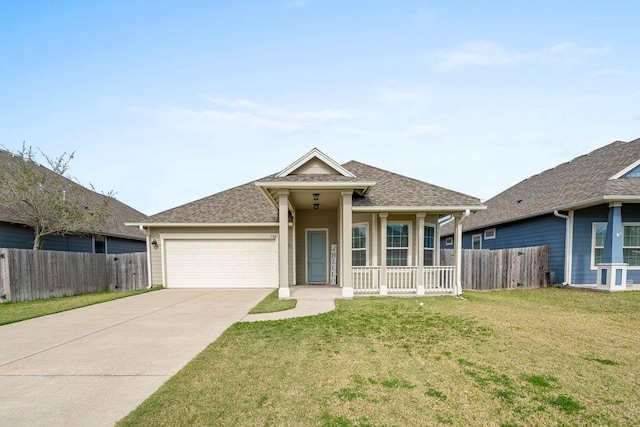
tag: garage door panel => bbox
[165,238,277,288]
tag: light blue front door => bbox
[307,230,327,283]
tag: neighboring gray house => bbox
[0,151,147,254]
[128,148,485,297]
[442,138,640,291]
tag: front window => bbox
[624,225,640,266]
[592,223,606,266]
[352,224,367,266]
[592,223,640,267]
[387,223,410,266]
[472,234,482,249]
[424,225,435,266]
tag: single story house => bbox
[128,148,485,297]
[442,138,640,291]
[0,150,147,253]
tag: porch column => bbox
[379,212,388,295]
[278,190,290,298]
[453,213,464,296]
[341,190,354,298]
[416,213,426,295]
[597,202,627,291]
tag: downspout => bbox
[553,210,573,285]
[455,209,471,297]
[139,225,153,289]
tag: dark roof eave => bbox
[444,194,640,236]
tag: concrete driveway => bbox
[0,288,270,426]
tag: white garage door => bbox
[165,238,278,288]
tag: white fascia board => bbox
[609,158,640,180]
[255,181,376,189]
[256,185,279,210]
[125,222,281,227]
[275,148,357,178]
[351,205,487,213]
[553,195,640,212]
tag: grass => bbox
[118,288,640,426]
[0,288,159,326]
[248,289,297,314]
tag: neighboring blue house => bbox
[442,138,640,291]
[0,152,147,254]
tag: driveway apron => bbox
[0,288,270,426]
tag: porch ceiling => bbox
[289,189,341,210]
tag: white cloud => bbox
[402,124,446,137]
[128,98,371,134]
[431,40,611,71]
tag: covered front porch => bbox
[253,148,484,298]
[258,183,471,298]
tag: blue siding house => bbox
[442,138,640,291]
[0,151,147,254]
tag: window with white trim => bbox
[592,222,640,268]
[387,223,410,266]
[624,224,640,266]
[352,224,367,266]
[592,223,606,267]
[445,237,453,246]
[472,234,482,249]
[484,228,496,240]
[424,224,435,266]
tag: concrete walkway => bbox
[0,288,270,427]
[242,285,340,322]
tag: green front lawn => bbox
[248,289,297,314]
[0,288,159,326]
[119,289,640,426]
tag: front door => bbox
[307,230,327,283]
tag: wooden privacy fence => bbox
[0,248,148,302]
[441,246,548,290]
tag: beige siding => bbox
[295,209,338,283]
[148,226,279,287]
[291,158,337,175]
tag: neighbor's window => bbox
[592,223,607,266]
[352,224,367,266]
[592,222,640,267]
[445,237,453,246]
[472,234,482,249]
[484,228,496,240]
[387,223,410,266]
[624,224,640,266]
[424,224,435,266]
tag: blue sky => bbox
[1,1,639,215]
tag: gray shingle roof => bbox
[344,161,482,207]
[143,157,483,224]
[145,182,279,223]
[0,151,147,240]
[449,138,640,233]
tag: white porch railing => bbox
[424,266,455,293]
[352,266,381,294]
[387,267,418,294]
[352,266,456,295]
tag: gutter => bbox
[454,209,471,297]
[139,225,153,289]
[553,210,574,285]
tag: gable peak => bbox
[275,148,356,178]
